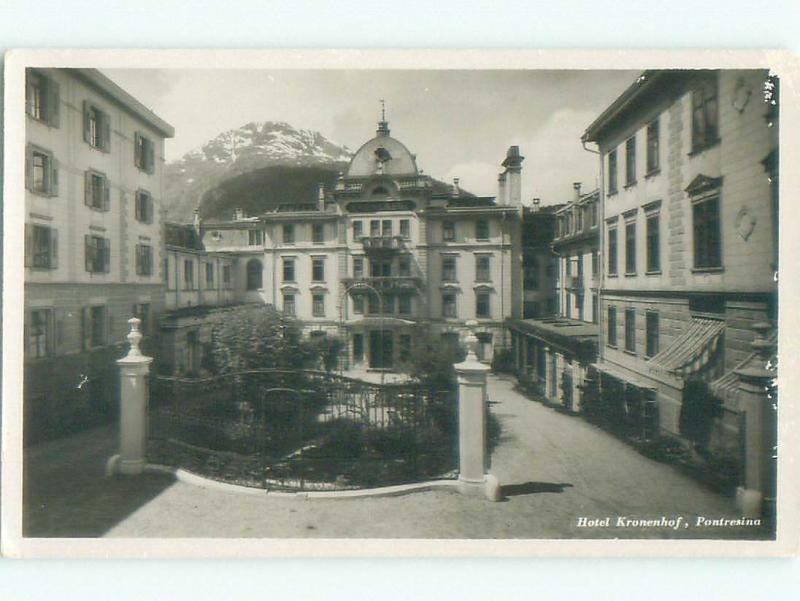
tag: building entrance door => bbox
[369,329,394,369]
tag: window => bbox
[353,295,364,314]
[85,235,110,273]
[353,256,364,279]
[646,213,661,272]
[26,146,58,196]
[282,224,295,244]
[398,295,412,315]
[625,135,636,186]
[693,195,722,269]
[312,294,325,317]
[608,149,618,195]
[383,295,395,314]
[83,101,110,152]
[381,220,392,236]
[135,244,153,276]
[399,219,410,238]
[312,223,324,244]
[25,224,58,269]
[371,260,391,277]
[442,256,457,282]
[132,303,151,336]
[183,259,194,289]
[398,256,411,277]
[607,227,618,276]
[476,292,491,318]
[691,76,719,152]
[607,307,617,347]
[625,221,636,275]
[592,294,598,324]
[28,309,53,358]
[84,171,110,211]
[646,119,660,174]
[223,264,231,287]
[164,258,170,287]
[591,251,599,277]
[135,190,154,224]
[624,308,636,353]
[646,312,659,358]
[26,70,59,127]
[352,220,363,239]
[283,294,296,316]
[443,220,455,241]
[82,305,108,349]
[442,293,457,318]
[370,219,380,236]
[282,258,295,282]
[205,262,214,286]
[399,334,412,362]
[524,256,539,289]
[353,334,364,361]
[246,259,262,290]
[475,219,489,240]
[475,255,491,282]
[590,203,598,227]
[248,229,264,246]
[134,132,155,173]
[312,258,325,282]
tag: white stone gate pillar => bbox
[106,317,153,476]
[454,321,501,501]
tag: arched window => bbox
[246,259,262,290]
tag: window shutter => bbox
[50,228,59,269]
[134,132,142,167]
[103,238,111,273]
[84,235,92,272]
[54,309,66,354]
[147,139,155,173]
[82,100,91,143]
[102,178,110,212]
[47,79,60,128]
[102,113,111,152]
[135,244,141,275]
[24,223,33,267]
[134,191,141,221]
[82,306,91,350]
[148,195,154,224]
[25,145,33,191]
[84,171,92,206]
[50,157,59,197]
[106,306,114,345]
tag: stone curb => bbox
[145,463,459,499]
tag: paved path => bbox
[24,375,769,539]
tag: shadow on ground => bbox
[24,425,176,537]
[501,481,573,498]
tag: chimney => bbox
[573,182,582,201]
[451,177,460,197]
[497,172,507,205]
[192,208,201,235]
[318,182,326,211]
[233,208,245,221]
[502,146,524,207]
[532,198,541,212]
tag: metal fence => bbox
[147,369,458,491]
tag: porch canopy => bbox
[648,318,725,379]
[592,361,657,390]
[709,330,777,407]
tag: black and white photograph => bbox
[1,50,795,558]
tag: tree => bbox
[401,326,465,391]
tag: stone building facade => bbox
[201,117,523,370]
[510,186,599,412]
[582,69,778,451]
[23,68,174,442]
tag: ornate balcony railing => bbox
[360,235,404,254]
[342,275,423,292]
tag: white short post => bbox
[454,320,501,501]
[106,317,153,477]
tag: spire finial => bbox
[376,99,390,136]
[380,98,386,122]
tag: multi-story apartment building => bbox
[24,68,174,441]
[582,69,778,453]
[520,200,559,319]
[202,117,523,369]
[510,185,600,412]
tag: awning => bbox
[709,330,777,407]
[592,362,657,390]
[648,318,725,378]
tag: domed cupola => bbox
[345,103,419,178]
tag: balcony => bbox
[359,235,404,255]
[566,275,583,290]
[341,275,423,293]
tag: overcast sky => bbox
[104,69,637,206]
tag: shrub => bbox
[491,347,515,374]
[401,327,465,391]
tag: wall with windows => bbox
[163,248,237,310]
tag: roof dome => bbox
[345,120,419,178]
